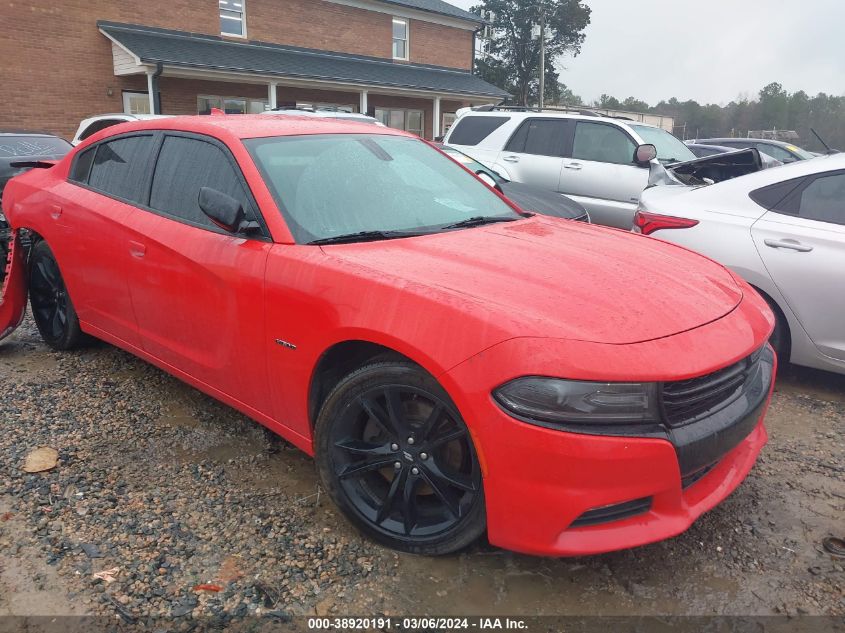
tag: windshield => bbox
[246,134,521,243]
[783,144,815,160]
[0,135,71,158]
[630,125,696,164]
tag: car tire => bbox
[28,240,86,350]
[315,361,486,555]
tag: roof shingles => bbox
[375,0,483,23]
[100,22,507,99]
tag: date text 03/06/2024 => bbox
[307,617,528,630]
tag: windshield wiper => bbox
[440,216,521,230]
[307,230,429,245]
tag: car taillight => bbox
[633,210,699,236]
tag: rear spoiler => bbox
[9,159,59,170]
[648,148,763,188]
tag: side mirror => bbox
[634,144,658,166]
[198,187,260,234]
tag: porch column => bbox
[360,90,368,115]
[146,70,156,114]
[433,96,441,139]
[268,82,277,110]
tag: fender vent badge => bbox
[274,339,297,350]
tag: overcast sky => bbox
[448,0,845,105]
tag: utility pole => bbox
[538,6,545,109]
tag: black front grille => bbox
[662,348,764,427]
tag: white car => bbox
[636,154,845,375]
[72,114,173,145]
[442,106,696,229]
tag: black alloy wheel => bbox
[316,361,485,555]
[28,240,85,350]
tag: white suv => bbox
[443,107,696,228]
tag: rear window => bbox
[0,136,71,158]
[69,147,96,183]
[447,116,509,146]
[749,178,805,210]
[88,135,154,203]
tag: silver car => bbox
[443,107,696,229]
[636,154,845,375]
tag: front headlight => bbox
[493,377,659,426]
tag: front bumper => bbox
[441,291,775,556]
[479,410,767,557]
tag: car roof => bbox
[455,109,662,130]
[80,114,412,146]
[82,113,172,120]
[698,137,796,148]
[687,143,735,151]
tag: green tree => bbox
[553,82,583,106]
[758,82,789,130]
[596,94,620,109]
[471,0,591,105]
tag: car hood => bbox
[499,181,588,220]
[322,216,742,345]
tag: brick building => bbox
[2,0,508,140]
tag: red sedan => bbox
[0,116,775,556]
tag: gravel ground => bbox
[1,316,843,627]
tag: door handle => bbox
[502,155,520,163]
[564,163,583,170]
[764,238,813,253]
[128,241,146,258]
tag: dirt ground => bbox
[0,318,843,628]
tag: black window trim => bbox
[570,119,639,164]
[66,130,272,242]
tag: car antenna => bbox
[810,128,835,154]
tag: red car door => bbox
[120,133,274,416]
[42,135,158,348]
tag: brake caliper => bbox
[0,229,28,342]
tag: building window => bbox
[295,102,357,113]
[442,112,457,136]
[123,91,150,115]
[220,0,246,37]
[198,95,267,115]
[392,17,408,60]
[375,108,424,137]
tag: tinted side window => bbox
[447,116,510,146]
[69,147,96,183]
[150,136,251,229]
[88,136,154,202]
[79,119,125,141]
[749,178,805,210]
[505,119,569,157]
[796,174,845,225]
[572,122,635,165]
